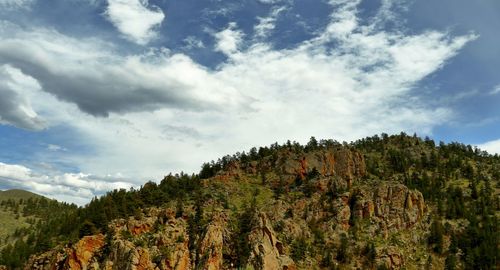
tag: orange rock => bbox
[130,223,152,236]
[64,234,105,270]
[136,248,155,270]
[248,213,296,270]
[198,212,226,270]
[363,201,375,218]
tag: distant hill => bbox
[0,189,44,201]
[0,189,76,258]
[0,189,45,249]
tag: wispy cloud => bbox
[183,36,205,50]
[254,6,287,39]
[0,0,34,9]
[47,144,67,152]
[489,84,500,95]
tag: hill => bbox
[0,190,45,249]
[0,191,77,267]
[0,190,43,201]
[1,133,498,270]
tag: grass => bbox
[0,189,44,248]
[0,189,43,201]
[0,207,31,248]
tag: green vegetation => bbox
[1,133,499,269]
[0,196,77,268]
[0,190,43,201]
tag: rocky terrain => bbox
[23,146,433,269]
[2,134,498,269]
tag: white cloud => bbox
[254,6,286,38]
[213,22,244,56]
[0,0,34,9]
[0,162,133,205]
[0,1,477,204]
[47,144,66,152]
[489,84,500,95]
[478,139,500,155]
[105,0,165,45]
[257,0,283,4]
[0,65,46,130]
[0,24,250,116]
[183,36,205,50]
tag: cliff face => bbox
[279,149,366,187]
[351,183,426,230]
[23,147,430,270]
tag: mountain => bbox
[1,133,498,269]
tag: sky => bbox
[0,0,499,205]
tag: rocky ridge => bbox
[23,147,429,270]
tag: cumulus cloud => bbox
[0,1,477,203]
[105,0,165,45]
[0,24,250,117]
[0,162,133,205]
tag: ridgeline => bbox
[0,133,498,269]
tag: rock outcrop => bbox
[25,234,105,270]
[248,213,296,270]
[279,149,366,187]
[331,192,352,231]
[352,183,426,230]
[376,246,404,269]
[24,248,67,270]
[65,234,105,270]
[198,212,227,270]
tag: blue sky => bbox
[0,0,499,204]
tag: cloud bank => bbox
[0,162,133,205]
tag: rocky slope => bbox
[6,134,498,269]
[22,146,435,270]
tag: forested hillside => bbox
[0,133,498,269]
[0,189,44,245]
[0,193,77,268]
